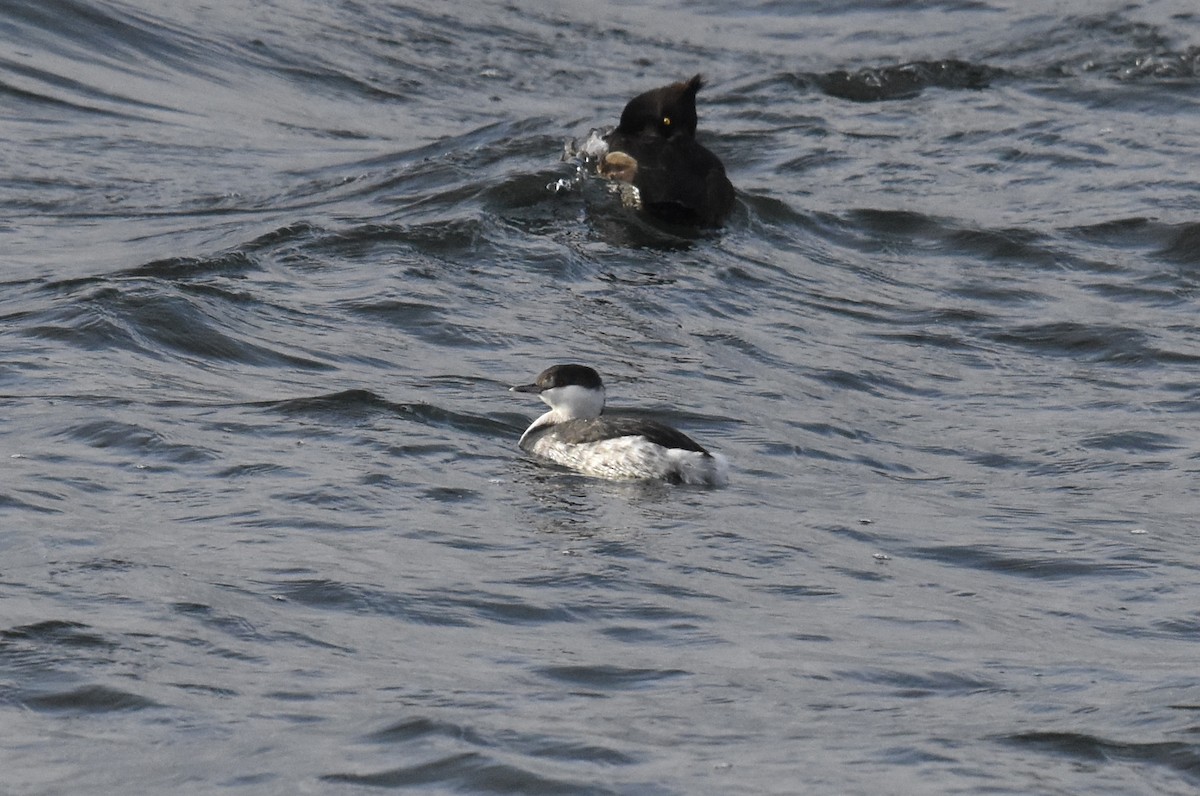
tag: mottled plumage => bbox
[511,364,728,486]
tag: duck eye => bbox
[662,116,671,126]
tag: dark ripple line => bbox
[113,251,259,282]
[23,684,159,713]
[1,619,113,649]
[241,41,409,105]
[271,578,475,628]
[367,716,488,746]
[1002,731,1200,784]
[366,717,640,766]
[54,419,217,463]
[1,0,222,117]
[1157,222,1200,264]
[0,50,175,117]
[535,664,688,690]
[25,279,332,369]
[813,59,1003,102]
[1080,430,1181,454]
[321,751,611,794]
[0,73,149,121]
[839,667,1000,697]
[256,389,514,439]
[985,321,1200,366]
[907,544,1148,579]
[0,491,62,514]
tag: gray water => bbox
[2,0,1200,793]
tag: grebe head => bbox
[511,364,606,421]
[615,74,703,140]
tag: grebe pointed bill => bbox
[510,364,729,487]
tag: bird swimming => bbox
[600,74,735,227]
[510,364,729,486]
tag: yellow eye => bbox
[662,116,671,126]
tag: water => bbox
[2,0,1199,793]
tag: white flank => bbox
[529,435,729,487]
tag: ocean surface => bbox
[2,0,1199,793]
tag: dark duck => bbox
[600,74,735,227]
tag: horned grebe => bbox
[601,74,735,227]
[510,364,729,486]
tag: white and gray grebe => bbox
[510,364,729,486]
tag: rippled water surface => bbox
[3,0,1200,793]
